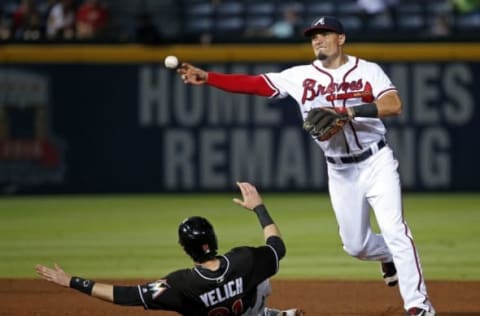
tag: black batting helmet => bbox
[178,216,218,263]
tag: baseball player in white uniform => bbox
[178,16,435,316]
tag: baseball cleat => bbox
[279,309,305,316]
[406,307,435,316]
[264,308,304,316]
[381,261,398,287]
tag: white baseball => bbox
[164,55,179,69]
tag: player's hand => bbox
[177,62,208,85]
[35,263,71,287]
[233,182,263,210]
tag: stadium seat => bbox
[426,0,452,15]
[246,2,276,15]
[215,16,244,33]
[397,2,423,14]
[305,1,335,16]
[186,2,214,16]
[337,15,363,33]
[245,15,273,29]
[216,2,244,15]
[337,0,363,15]
[366,13,394,32]
[185,17,213,34]
[397,14,425,31]
[277,1,305,17]
[455,12,480,31]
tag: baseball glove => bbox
[303,107,350,141]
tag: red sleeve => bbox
[206,72,277,97]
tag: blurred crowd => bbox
[0,0,109,41]
[0,0,479,43]
[188,0,480,44]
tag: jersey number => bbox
[208,299,243,316]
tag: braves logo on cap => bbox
[314,17,325,26]
[304,16,345,36]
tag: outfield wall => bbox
[0,44,479,193]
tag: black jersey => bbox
[137,245,279,316]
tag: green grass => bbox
[0,193,479,280]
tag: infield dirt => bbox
[1,279,479,315]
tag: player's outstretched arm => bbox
[233,181,264,211]
[233,182,283,243]
[177,62,276,97]
[177,62,208,85]
[36,264,114,302]
[36,264,165,308]
[35,264,71,287]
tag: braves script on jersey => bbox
[136,246,279,316]
[264,56,396,156]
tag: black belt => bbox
[326,139,386,164]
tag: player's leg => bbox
[263,308,304,316]
[242,279,271,316]
[327,163,392,261]
[247,280,304,316]
[365,147,434,313]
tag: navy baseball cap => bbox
[303,16,345,37]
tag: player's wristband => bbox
[70,276,95,295]
[351,103,378,118]
[253,204,274,228]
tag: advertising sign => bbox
[1,61,478,193]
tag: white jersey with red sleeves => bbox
[263,55,397,157]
